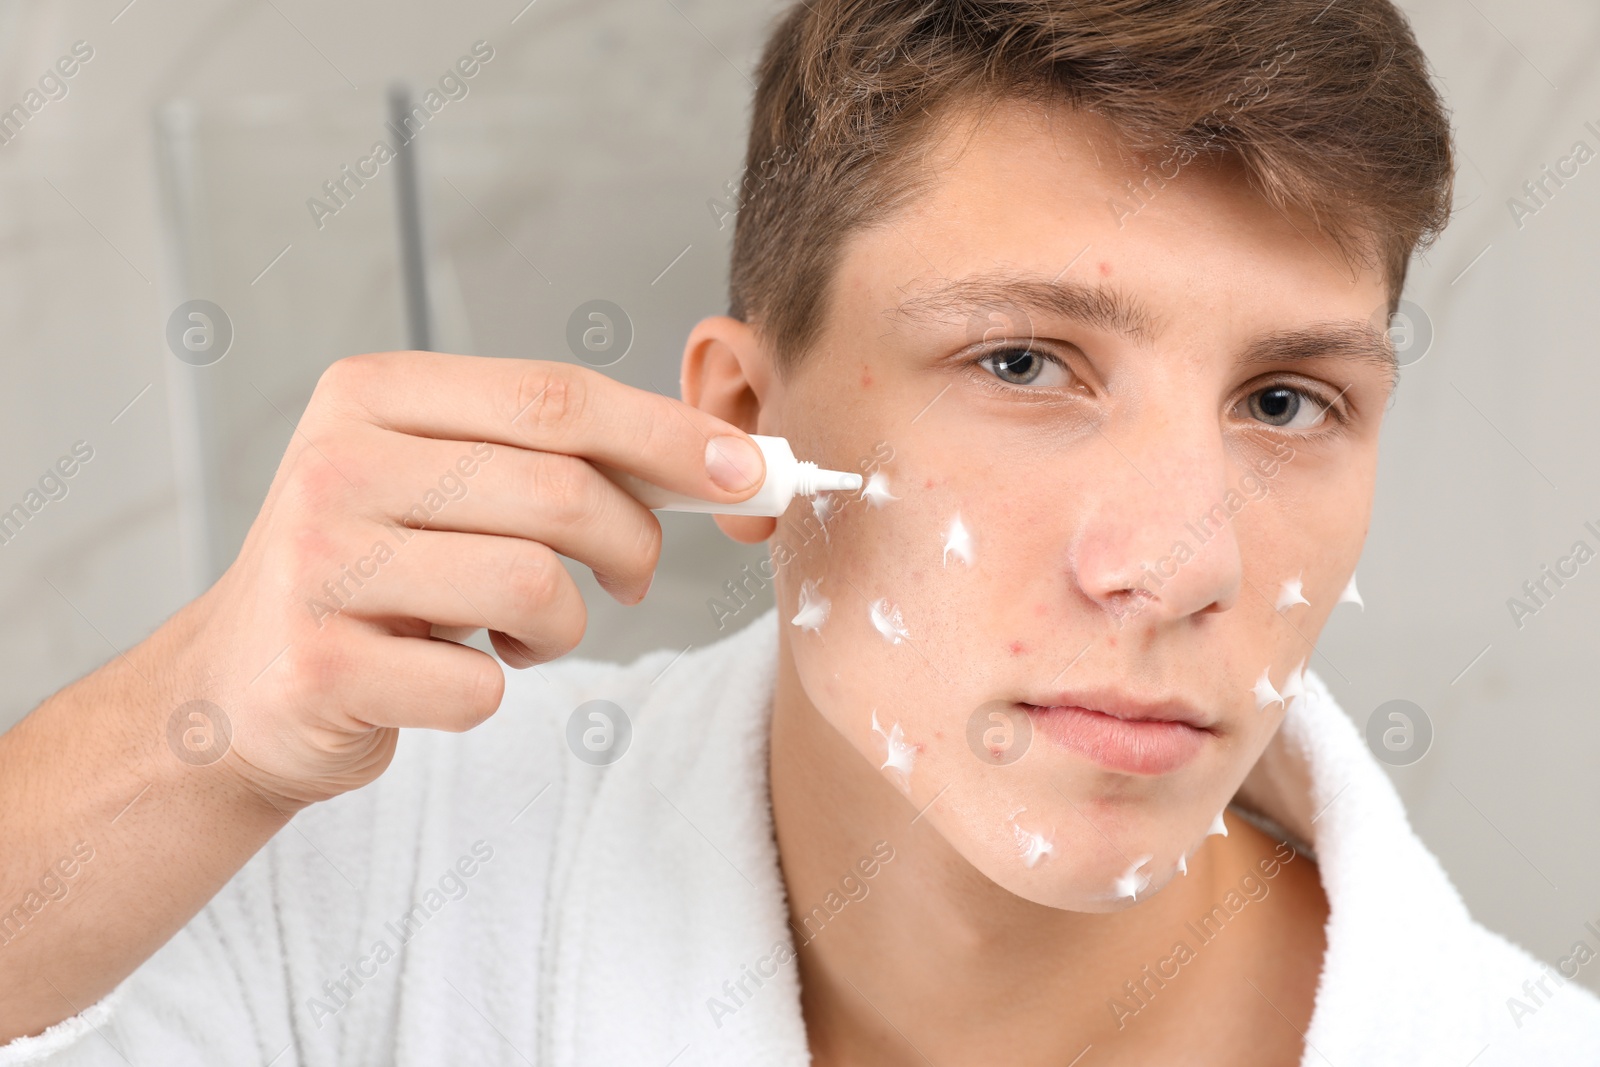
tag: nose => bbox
[1067,413,1242,627]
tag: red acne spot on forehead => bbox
[1008,640,1026,656]
[923,477,933,489]
[860,366,873,387]
[1107,634,1118,649]
[1098,261,1112,276]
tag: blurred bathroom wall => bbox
[0,0,1596,995]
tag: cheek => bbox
[1227,464,1372,729]
[780,462,946,695]
[1242,469,1369,627]
[789,452,1042,655]
[778,448,1064,779]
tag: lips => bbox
[1017,689,1217,775]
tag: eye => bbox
[1241,385,1329,430]
[976,346,1073,389]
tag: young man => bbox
[2,0,1596,1064]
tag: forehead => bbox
[829,98,1390,352]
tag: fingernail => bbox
[706,435,764,492]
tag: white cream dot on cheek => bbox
[1007,807,1054,868]
[860,470,899,508]
[1276,572,1310,612]
[791,578,831,634]
[942,512,974,567]
[1112,855,1154,901]
[1280,659,1307,706]
[1339,572,1363,609]
[1207,810,1229,839]
[811,493,838,538]
[868,598,910,644]
[1251,667,1284,711]
[870,708,918,784]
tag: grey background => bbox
[0,0,1595,993]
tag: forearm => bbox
[0,600,295,1043]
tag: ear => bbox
[680,315,779,544]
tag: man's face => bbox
[759,100,1394,912]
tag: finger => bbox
[328,626,509,732]
[350,427,663,604]
[430,626,540,672]
[318,352,766,501]
[425,620,544,671]
[321,529,588,665]
[489,628,543,668]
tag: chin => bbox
[913,763,1228,913]
[962,821,1184,912]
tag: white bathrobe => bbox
[5,606,1597,1065]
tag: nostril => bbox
[1105,587,1156,624]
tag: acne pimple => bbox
[791,578,830,634]
[861,367,873,387]
[1251,667,1284,711]
[1098,261,1112,276]
[1008,640,1026,656]
[1339,573,1364,609]
[870,708,917,782]
[942,513,974,567]
[922,477,934,489]
[1008,807,1054,868]
[1113,854,1153,901]
[861,470,900,508]
[869,598,910,644]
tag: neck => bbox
[767,627,1305,1065]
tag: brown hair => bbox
[727,0,1455,375]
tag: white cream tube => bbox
[594,434,862,517]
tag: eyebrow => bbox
[891,273,1160,345]
[890,271,1398,378]
[1238,320,1398,380]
